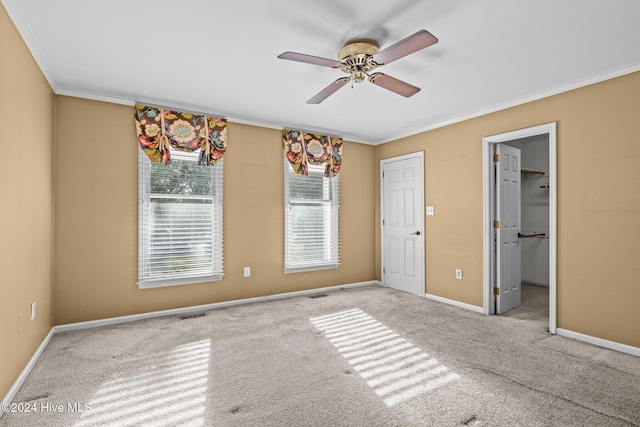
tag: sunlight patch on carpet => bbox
[74,339,210,427]
[311,309,460,407]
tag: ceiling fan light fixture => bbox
[351,70,367,83]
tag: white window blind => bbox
[284,159,340,273]
[138,149,223,288]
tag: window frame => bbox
[138,148,223,288]
[283,159,340,273]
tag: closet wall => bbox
[506,135,550,286]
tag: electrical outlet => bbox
[31,301,36,320]
[455,269,463,280]
[244,267,251,277]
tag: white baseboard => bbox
[425,293,485,314]
[556,328,640,357]
[1,327,56,417]
[55,280,381,333]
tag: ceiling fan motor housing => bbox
[338,41,380,81]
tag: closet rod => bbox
[518,232,546,238]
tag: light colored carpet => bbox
[2,285,639,426]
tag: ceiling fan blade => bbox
[307,77,349,104]
[371,30,438,65]
[278,51,342,68]
[369,73,420,98]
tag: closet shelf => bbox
[521,168,546,175]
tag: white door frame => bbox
[380,151,425,296]
[482,123,557,333]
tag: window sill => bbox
[284,263,339,274]
[138,274,223,289]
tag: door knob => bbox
[410,230,421,236]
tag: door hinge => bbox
[383,267,385,274]
[494,287,500,295]
[382,219,385,226]
[493,220,500,229]
[494,153,500,163]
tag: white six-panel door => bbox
[496,144,522,313]
[382,154,424,296]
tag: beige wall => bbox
[374,71,640,348]
[0,4,55,400]
[53,97,376,324]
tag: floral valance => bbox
[135,104,227,165]
[282,128,342,178]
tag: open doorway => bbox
[483,123,557,334]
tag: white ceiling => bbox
[4,0,640,144]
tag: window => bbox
[138,149,223,288]
[284,160,339,273]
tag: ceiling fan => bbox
[278,29,438,104]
